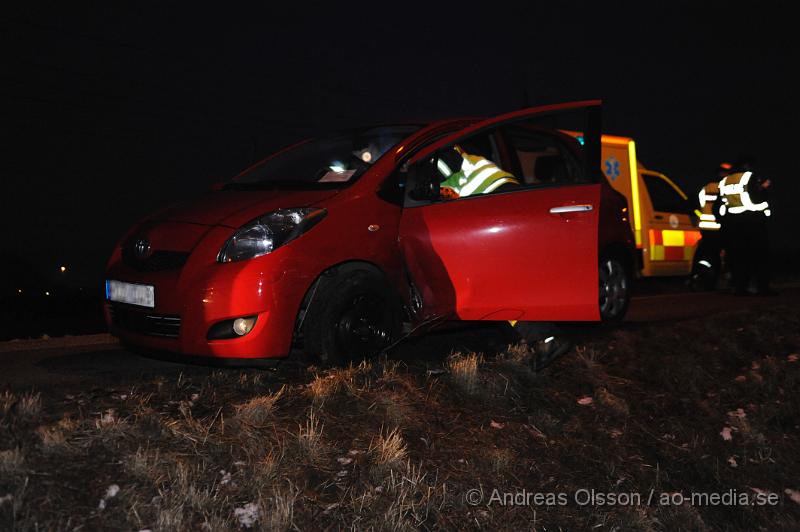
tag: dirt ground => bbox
[1,296,799,530]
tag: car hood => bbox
[150,189,340,228]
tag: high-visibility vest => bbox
[697,181,721,230]
[718,171,771,217]
[439,151,519,197]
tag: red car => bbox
[105,101,634,366]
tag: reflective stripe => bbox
[699,220,721,229]
[461,165,511,196]
[648,229,702,261]
[484,177,517,192]
[437,159,452,177]
[461,157,491,176]
[629,141,642,247]
[662,230,685,247]
[719,171,770,214]
[442,151,517,197]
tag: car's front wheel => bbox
[302,269,401,366]
[599,255,630,324]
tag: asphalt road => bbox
[2,284,798,389]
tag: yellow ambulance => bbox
[599,136,701,278]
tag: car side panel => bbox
[399,184,601,321]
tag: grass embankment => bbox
[2,306,799,530]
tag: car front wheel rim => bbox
[599,259,628,319]
[335,294,390,358]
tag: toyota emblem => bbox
[134,238,151,259]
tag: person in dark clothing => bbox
[718,161,774,295]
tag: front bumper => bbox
[104,229,312,360]
[121,340,284,368]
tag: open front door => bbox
[399,101,603,322]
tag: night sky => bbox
[2,3,798,292]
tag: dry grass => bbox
[255,447,281,480]
[487,447,515,473]
[2,304,800,530]
[369,426,407,467]
[307,362,373,404]
[259,482,299,531]
[0,448,24,475]
[446,351,483,394]
[14,391,42,422]
[296,408,325,461]
[35,424,66,447]
[234,385,285,426]
[0,390,15,418]
[370,392,413,425]
[596,387,630,416]
[125,447,165,483]
[382,461,443,529]
[307,372,343,403]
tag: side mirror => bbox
[408,161,440,202]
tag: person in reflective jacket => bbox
[717,162,774,296]
[438,145,519,199]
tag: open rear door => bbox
[399,101,603,322]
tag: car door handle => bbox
[549,204,594,214]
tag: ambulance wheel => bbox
[599,254,630,324]
[302,269,401,366]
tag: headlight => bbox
[217,208,327,263]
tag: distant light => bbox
[45,291,50,296]
[60,266,67,273]
[576,136,585,146]
[361,151,372,163]
[18,289,23,294]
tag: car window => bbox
[501,121,586,186]
[402,107,596,206]
[643,173,691,214]
[227,125,421,190]
[405,129,521,203]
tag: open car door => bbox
[398,101,603,322]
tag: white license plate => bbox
[106,280,155,308]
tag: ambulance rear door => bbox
[600,136,645,256]
[638,170,701,276]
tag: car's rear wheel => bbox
[302,269,401,366]
[599,255,630,324]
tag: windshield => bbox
[226,125,422,190]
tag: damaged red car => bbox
[104,100,634,366]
